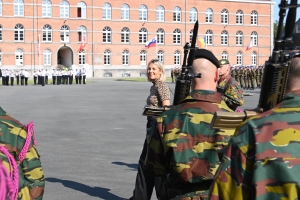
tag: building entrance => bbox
[57,46,73,69]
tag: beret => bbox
[194,49,220,68]
[219,59,230,65]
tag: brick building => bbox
[0,0,275,77]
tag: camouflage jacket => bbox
[144,90,235,200]
[209,89,300,200]
[217,75,244,111]
[0,107,45,200]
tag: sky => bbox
[273,0,300,22]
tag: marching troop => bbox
[0,68,87,86]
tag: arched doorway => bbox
[57,46,73,69]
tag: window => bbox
[60,1,69,18]
[103,3,111,19]
[79,49,85,65]
[60,25,69,42]
[251,10,258,25]
[14,24,24,42]
[122,50,129,65]
[157,28,164,44]
[103,26,111,43]
[121,27,129,43]
[42,24,52,42]
[251,31,258,46]
[173,6,181,22]
[236,10,243,24]
[174,50,180,65]
[140,50,146,65]
[158,50,164,63]
[0,0,2,16]
[14,0,24,16]
[252,51,257,65]
[173,29,181,44]
[190,30,193,43]
[139,5,147,21]
[104,49,110,65]
[42,0,52,17]
[78,26,87,42]
[0,49,2,66]
[222,51,228,60]
[206,30,213,45]
[206,8,213,23]
[237,51,242,65]
[236,31,243,46]
[0,25,2,41]
[156,6,164,22]
[44,49,51,65]
[15,48,23,66]
[77,2,86,18]
[121,4,129,20]
[139,28,147,43]
[221,30,228,45]
[190,7,197,22]
[221,9,228,24]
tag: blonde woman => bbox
[129,59,170,200]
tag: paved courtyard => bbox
[0,79,259,200]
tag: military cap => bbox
[219,59,230,65]
[194,49,220,68]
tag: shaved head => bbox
[286,56,300,92]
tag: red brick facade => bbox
[0,0,274,77]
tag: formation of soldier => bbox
[0,68,87,86]
[231,65,264,89]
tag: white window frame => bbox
[237,51,242,65]
[236,31,243,46]
[157,28,164,44]
[236,10,243,24]
[206,30,213,45]
[251,10,258,25]
[173,6,181,22]
[42,0,52,17]
[121,27,129,43]
[173,29,181,44]
[42,24,52,42]
[77,2,87,19]
[0,0,2,16]
[14,24,24,42]
[139,28,147,44]
[139,5,147,21]
[121,4,129,20]
[222,51,228,60]
[15,48,23,66]
[43,49,51,66]
[60,25,69,42]
[251,31,258,46]
[122,50,129,65]
[156,6,164,22]
[104,49,110,65]
[60,1,69,18]
[190,7,197,22]
[103,26,111,43]
[103,3,111,20]
[0,25,2,41]
[252,51,257,65]
[140,50,146,65]
[206,8,213,23]
[79,49,85,65]
[158,50,164,63]
[221,9,228,24]
[14,0,24,16]
[174,50,180,65]
[221,30,228,45]
[78,25,87,42]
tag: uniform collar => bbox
[181,90,222,104]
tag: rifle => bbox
[211,0,300,128]
[143,20,200,116]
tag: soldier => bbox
[238,66,245,89]
[33,70,38,85]
[209,53,300,200]
[217,59,244,111]
[2,69,6,85]
[57,69,61,85]
[9,70,14,86]
[24,69,29,85]
[15,70,20,85]
[45,69,49,84]
[0,104,45,199]
[40,69,45,86]
[5,69,9,86]
[144,49,235,200]
[69,68,74,84]
[250,66,256,89]
[75,69,79,84]
[82,68,87,84]
[20,69,25,85]
[52,69,56,85]
[243,67,248,89]
[234,66,239,83]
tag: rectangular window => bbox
[79,54,85,64]
[139,34,146,43]
[121,33,129,43]
[104,55,110,65]
[122,55,128,65]
[174,56,180,65]
[44,54,51,65]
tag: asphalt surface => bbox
[0,79,260,200]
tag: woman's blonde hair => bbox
[147,59,166,82]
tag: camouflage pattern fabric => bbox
[0,107,45,200]
[209,89,300,200]
[238,68,245,88]
[217,75,244,111]
[144,90,236,200]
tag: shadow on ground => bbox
[46,177,124,200]
[112,161,138,171]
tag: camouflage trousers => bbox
[238,76,245,88]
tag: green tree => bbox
[273,20,285,39]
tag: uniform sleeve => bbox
[224,79,244,107]
[21,146,45,200]
[209,139,253,200]
[157,82,171,101]
[144,118,168,177]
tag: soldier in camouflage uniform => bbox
[234,66,239,85]
[244,67,250,89]
[0,107,45,199]
[255,65,261,87]
[238,66,245,88]
[144,49,235,200]
[209,55,300,200]
[217,59,244,111]
[250,67,256,89]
